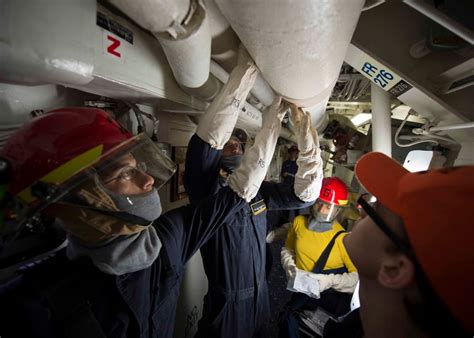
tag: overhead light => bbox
[351,113,372,126]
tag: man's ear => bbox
[377,253,415,289]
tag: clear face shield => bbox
[93,134,177,192]
[11,134,177,233]
[310,200,342,223]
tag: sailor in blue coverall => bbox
[184,50,324,338]
[0,103,288,338]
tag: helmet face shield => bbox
[1,108,177,242]
[96,134,177,192]
[11,134,176,228]
[311,200,342,222]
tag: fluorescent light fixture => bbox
[351,113,372,126]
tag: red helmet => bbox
[318,177,349,206]
[1,108,176,207]
[1,108,132,201]
[1,107,177,244]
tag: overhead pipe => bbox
[212,60,327,134]
[403,0,474,45]
[110,0,214,96]
[208,61,293,141]
[214,0,365,131]
[210,60,274,107]
[204,0,240,71]
[371,83,392,157]
[181,74,222,101]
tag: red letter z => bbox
[107,35,121,57]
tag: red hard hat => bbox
[1,107,132,200]
[318,177,349,206]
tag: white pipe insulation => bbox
[109,0,191,35]
[111,0,212,89]
[214,0,365,129]
[209,61,293,141]
[371,83,392,157]
[210,61,274,107]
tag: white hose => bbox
[395,112,439,147]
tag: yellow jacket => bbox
[285,215,356,273]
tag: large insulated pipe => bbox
[214,0,365,128]
[110,0,212,89]
[371,83,392,157]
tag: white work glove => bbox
[290,104,324,202]
[306,272,359,294]
[196,47,258,149]
[266,222,291,243]
[281,246,297,280]
[228,97,288,202]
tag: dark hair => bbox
[288,146,298,153]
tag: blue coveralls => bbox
[280,159,301,222]
[0,187,246,338]
[281,159,298,186]
[184,134,313,338]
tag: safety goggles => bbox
[357,196,413,256]
[11,134,176,230]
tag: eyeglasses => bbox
[101,162,148,184]
[357,196,413,256]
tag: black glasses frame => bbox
[357,196,413,256]
[101,162,147,185]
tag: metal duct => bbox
[111,0,212,89]
[214,0,365,127]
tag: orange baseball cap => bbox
[355,152,474,333]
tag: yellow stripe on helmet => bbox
[338,199,349,206]
[18,145,104,204]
